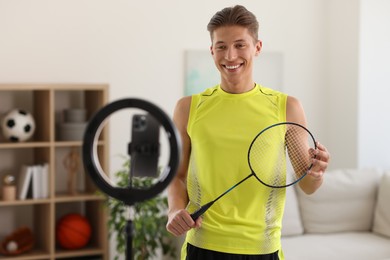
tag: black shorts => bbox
[186,243,279,260]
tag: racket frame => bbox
[247,121,317,189]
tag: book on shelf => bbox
[17,165,34,200]
[40,163,49,198]
[17,163,49,200]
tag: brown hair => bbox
[207,5,259,42]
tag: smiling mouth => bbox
[224,64,242,70]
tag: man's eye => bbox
[236,44,246,49]
[216,46,226,50]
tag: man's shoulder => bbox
[176,96,192,110]
[257,84,286,97]
[199,85,219,97]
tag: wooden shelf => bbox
[0,198,51,207]
[0,142,51,149]
[0,249,50,260]
[0,84,109,260]
[54,192,105,203]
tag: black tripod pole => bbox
[125,205,135,260]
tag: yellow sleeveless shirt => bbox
[182,84,287,258]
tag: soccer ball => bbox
[1,109,36,142]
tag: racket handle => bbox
[190,201,214,221]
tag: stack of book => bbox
[17,163,49,200]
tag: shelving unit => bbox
[0,84,109,260]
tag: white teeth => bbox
[225,64,240,69]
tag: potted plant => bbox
[105,159,177,260]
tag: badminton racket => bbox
[190,121,316,220]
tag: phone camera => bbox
[133,115,147,131]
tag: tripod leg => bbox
[125,206,135,260]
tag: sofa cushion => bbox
[373,172,390,238]
[281,186,304,236]
[296,168,382,233]
[282,232,390,260]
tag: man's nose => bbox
[225,47,237,61]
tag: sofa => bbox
[281,168,390,260]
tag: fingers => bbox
[166,209,200,237]
[309,142,330,164]
[308,141,330,178]
[194,215,203,228]
[315,142,330,162]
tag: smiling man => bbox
[166,5,330,260]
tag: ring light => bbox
[82,98,181,206]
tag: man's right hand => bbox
[166,209,202,236]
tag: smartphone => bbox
[129,113,160,177]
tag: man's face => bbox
[210,25,262,88]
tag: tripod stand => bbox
[82,98,181,260]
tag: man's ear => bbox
[255,40,262,56]
[210,45,214,56]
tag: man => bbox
[166,5,330,260]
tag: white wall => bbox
[358,0,390,168]
[0,0,333,169]
[326,0,360,169]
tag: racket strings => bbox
[285,125,312,182]
[249,126,287,187]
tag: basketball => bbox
[56,213,92,249]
